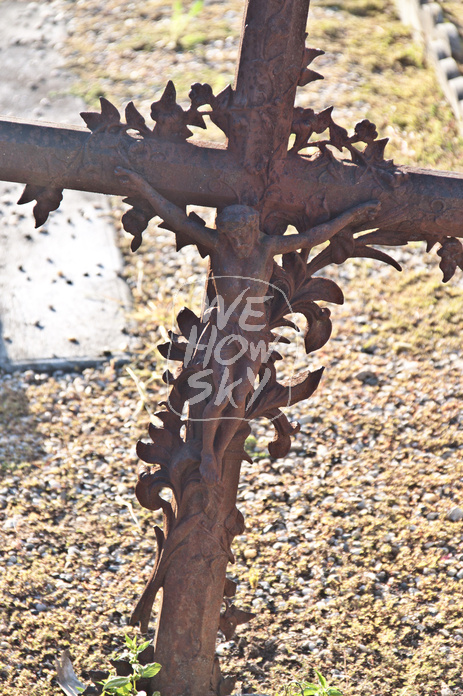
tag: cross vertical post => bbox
[229,0,311,171]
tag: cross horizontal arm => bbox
[265,156,463,243]
[0,118,253,209]
[1,117,463,254]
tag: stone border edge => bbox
[0,354,131,374]
[395,0,463,134]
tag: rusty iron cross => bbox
[2,1,463,695]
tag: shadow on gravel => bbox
[0,320,8,365]
[0,377,45,471]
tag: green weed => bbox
[99,634,161,695]
[317,0,383,16]
[170,0,205,50]
[69,80,107,107]
[281,670,344,696]
[244,434,257,455]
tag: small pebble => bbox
[243,548,257,559]
[355,370,379,386]
[447,507,463,522]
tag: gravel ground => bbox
[1,1,463,695]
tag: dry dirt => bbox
[1,1,463,695]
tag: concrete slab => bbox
[0,0,132,371]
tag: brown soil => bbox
[1,1,463,695]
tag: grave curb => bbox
[0,354,131,375]
[395,0,463,133]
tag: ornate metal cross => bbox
[1,1,463,695]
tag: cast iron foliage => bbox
[130,245,346,635]
[437,237,463,282]
[289,106,391,169]
[131,321,249,642]
[80,82,234,250]
[80,81,208,142]
[17,184,63,228]
[298,46,325,86]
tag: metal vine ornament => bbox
[1,1,463,695]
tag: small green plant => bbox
[170,0,204,49]
[283,670,344,696]
[100,634,161,696]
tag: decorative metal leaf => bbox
[176,307,202,340]
[298,68,324,86]
[80,97,121,132]
[359,228,410,247]
[125,101,152,136]
[282,250,307,289]
[219,676,237,696]
[100,97,121,123]
[219,601,255,640]
[213,84,234,111]
[189,82,214,109]
[329,232,356,265]
[293,277,344,305]
[121,196,155,251]
[302,304,332,354]
[154,409,182,436]
[437,237,463,282]
[290,106,333,153]
[149,421,175,449]
[247,367,324,421]
[157,339,186,362]
[307,231,403,276]
[174,211,210,258]
[363,137,389,162]
[328,120,350,152]
[224,577,237,597]
[17,183,42,205]
[208,84,234,136]
[134,465,172,509]
[249,368,325,457]
[130,524,166,631]
[267,410,298,458]
[151,80,178,117]
[150,80,193,141]
[211,658,236,696]
[286,367,325,407]
[290,99,390,168]
[137,423,175,466]
[186,107,207,129]
[303,46,325,66]
[351,245,402,271]
[311,106,334,132]
[352,119,378,143]
[18,184,63,228]
[136,441,171,468]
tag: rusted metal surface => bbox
[2,0,463,695]
[3,117,463,253]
